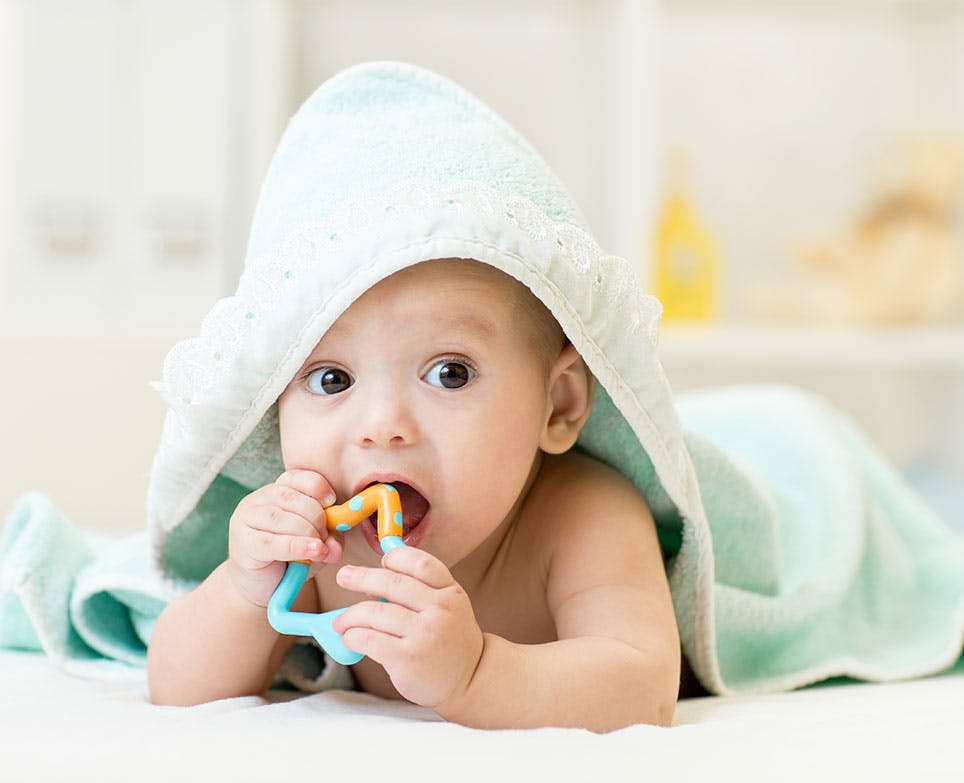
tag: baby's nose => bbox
[356,385,418,448]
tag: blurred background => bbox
[1,0,962,533]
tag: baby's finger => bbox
[241,530,326,565]
[335,565,433,611]
[338,627,402,668]
[332,599,413,639]
[381,546,454,590]
[275,469,337,507]
[253,483,327,538]
[246,506,325,541]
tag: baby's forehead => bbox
[304,258,563,360]
[396,258,525,298]
[354,258,534,316]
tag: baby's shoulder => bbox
[521,452,659,609]
[525,451,653,538]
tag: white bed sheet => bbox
[2,649,961,782]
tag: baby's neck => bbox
[449,452,544,594]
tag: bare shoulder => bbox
[529,450,655,539]
[527,451,668,628]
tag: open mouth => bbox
[364,481,430,538]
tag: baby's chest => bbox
[470,577,557,645]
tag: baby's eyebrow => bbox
[297,311,499,368]
[432,312,499,339]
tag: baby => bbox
[9,62,962,721]
[147,258,681,731]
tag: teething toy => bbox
[267,483,405,665]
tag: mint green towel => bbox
[677,386,964,690]
[0,494,186,680]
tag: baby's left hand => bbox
[332,547,483,709]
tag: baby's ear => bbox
[540,343,595,454]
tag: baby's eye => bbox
[424,360,475,389]
[306,367,353,395]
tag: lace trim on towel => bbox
[153,179,662,430]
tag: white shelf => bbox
[658,322,964,369]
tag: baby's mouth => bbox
[365,481,430,538]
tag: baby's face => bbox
[277,260,558,568]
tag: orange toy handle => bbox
[325,483,404,541]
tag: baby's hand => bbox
[332,548,484,709]
[226,469,342,608]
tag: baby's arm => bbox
[334,456,680,731]
[447,459,680,730]
[147,470,337,705]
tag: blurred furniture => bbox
[2,0,962,531]
[659,322,964,526]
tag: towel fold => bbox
[675,385,964,691]
[0,493,179,680]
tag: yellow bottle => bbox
[653,154,719,321]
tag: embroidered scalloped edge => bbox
[153,179,661,410]
[148,178,676,543]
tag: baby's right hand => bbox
[226,469,342,608]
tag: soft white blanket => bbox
[3,649,961,782]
